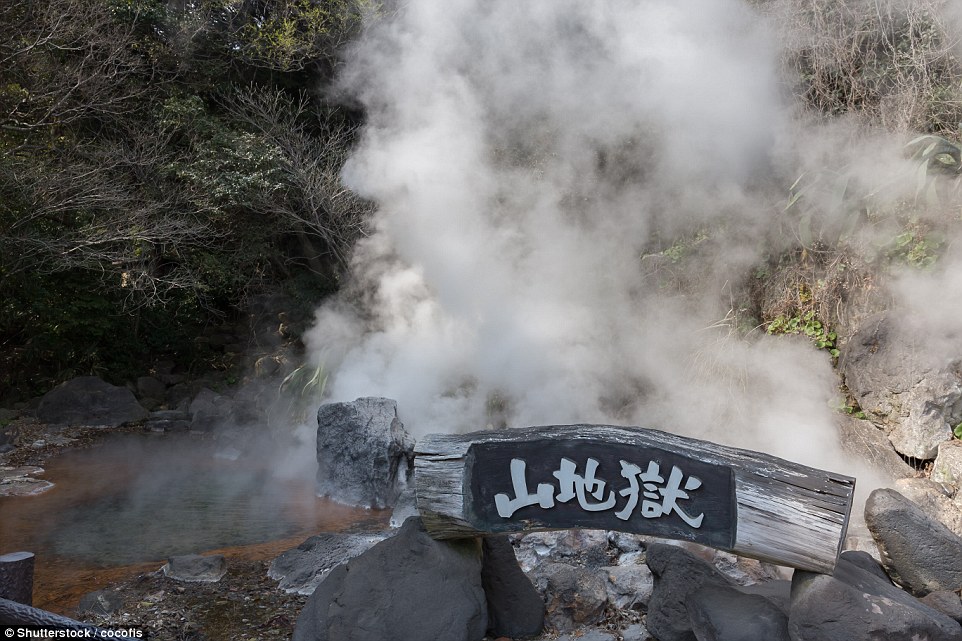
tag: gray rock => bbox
[837,415,915,480]
[735,579,792,614]
[892,478,962,538]
[646,543,732,641]
[292,517,487,641]
[541,564,608,633]
[865,488,962,595]
[514,529,609,572]
[934,440,962,489]
[145,417,190,432]
[604,564,653,610]
[621,623,650,641]
[841,314,961,459]
[839,550,891,583]
[920,591,962,624]
[37,376,147,428]
[389,485,418,529]
[789,556,962,641]
[162,554,227,583]
[481,536,544,638]
[687,583,789,641]
[316,397,414,509]
[708,550,781,586]
[557,631,617,641]
[189,388,234,431]
[608,531,644,553]
[268,533,384,595]
[77,589,124,616]
[136,376,166,401]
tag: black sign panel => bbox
[465,439,736,548]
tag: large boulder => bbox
[316,397,414,509]
[837,415,915,480]
[292,517,487,641]
[789,556,962,641]
[645,543,732,641]
[933,440,962,489]
[188,388,234,431]
[864,488,962,595]
[841,314,962,459]
[268,533,384,595]
[687,583,790,641]
[480,536,544,638]
[37,376,147,427]
[892,477,962,539]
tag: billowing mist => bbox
[302,0,953,482]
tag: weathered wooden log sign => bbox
[415,425,856,573]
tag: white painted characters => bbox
[494,457,704,527]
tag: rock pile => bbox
[283,488,962,641]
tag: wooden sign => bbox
[415,424,856,573]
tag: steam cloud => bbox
[303,0,946,482]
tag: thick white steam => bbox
[303,0,930,478]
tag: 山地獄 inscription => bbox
[466,440,736,548]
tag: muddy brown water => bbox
[0,433,388,614]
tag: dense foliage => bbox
[0,0,373,399]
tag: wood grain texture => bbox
[414,424,855,573]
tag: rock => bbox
[0,466,54,496]
[933,440,962,489]
[837,415,915,480]
[37,376,147,428]
[162,554,227,583]
[920,591,962,624]
[269,533,384,595]
[839,550,891,583]
[621,623,650,641]
[540,563,608,633]
[145,409,190,432]
[892,478,962,537]
[315,397,414,509]
[865,488,962,595]
[481,536,544,639]
[645,542,732,641]
[841,314,961,459]
[389,485,418,529]
[136,376,166,401]
[686,583,790,641]
[77,589,124,616]
[607,531,644,553]
[514,529,609,572]
[789,556,962,641]
[736,579,792,614]
[556,631,617,641]
[708,550,781,585]
[604,564,653,610]
[189,388,234,431]
[292,517,487,641]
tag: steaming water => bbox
[0,433,387,611]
